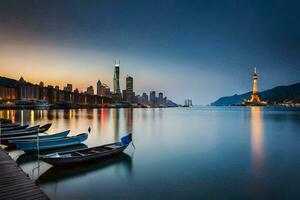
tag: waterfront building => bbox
[126,76,133,103]
[86,86,94,95]
[142,92,148,104]
[150,91,156,105]
[113,62,121,95]
[97,80,102,96]
[64,84,72,92]
[243,68,266,106]
[18,83,40,100]
[158,92,163,105]
[101,84,110,97]
[58,90,65,102]
[122,90,127,101]
[137,95,143,104]
[0,86,16,101]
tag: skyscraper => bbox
[64,84,72,92]
[113,61,121,95]
[97,80,101,96]
[86,86,94,95]
[158,92,163,105]
[142,92,148,104]
[126,76,133,103]
[150,91,156,105]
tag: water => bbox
[1,107,300,199]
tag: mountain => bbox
[211,82,300,106]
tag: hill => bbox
[211,82,300,106]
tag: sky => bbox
[0,0,299,104]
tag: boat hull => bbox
[8,130,70,144]
[1,123,51,138]
[16,133,88,152]
[41,145,127,166]
[1,124,29,132]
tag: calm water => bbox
[1,107,300,199]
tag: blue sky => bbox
[0,0,299,104]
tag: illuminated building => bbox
[113,61,121,95]
[0,86,16,101]
[243,68,266,106]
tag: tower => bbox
[113,61,121,95]
[97,80,101,96]
[126,76,133,103]
[249,68,261,103]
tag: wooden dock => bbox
[0,147,48,200]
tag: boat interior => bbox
[55,143,124,158]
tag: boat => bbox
[34,100,50,110]
[16,143,88,165]
[16,133,88,152]
[0,123,20,128]
[7,130,71,144]
[1,123,52,137]
[0,124,29,132]
[40,134,132,166]
[0,119,12,124]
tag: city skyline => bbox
[0,1,300,104]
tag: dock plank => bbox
[0,147,48,200]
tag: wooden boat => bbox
[1,124,29,132]
[1,123,52,137]
[1,125,40,136]
[7,130,71,144]
[0,123,20,128]
[16,133,88,152]
[40,134,132,166]
[0,119,12,124]
[16,143,88,165]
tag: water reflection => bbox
[125,108,133,134]
[250,107,265,195]
[37,153,132,184]
[112,109,120,140]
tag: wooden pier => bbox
[0,147,48,200]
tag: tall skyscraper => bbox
[142,92,148,104]
[158,92,163,105]
[113,61,121,95]
[150,91,156,104]
[126,76,133,103]
[97,80,102,96]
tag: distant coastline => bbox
[211,82,300,107]
[0,75,178,109]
